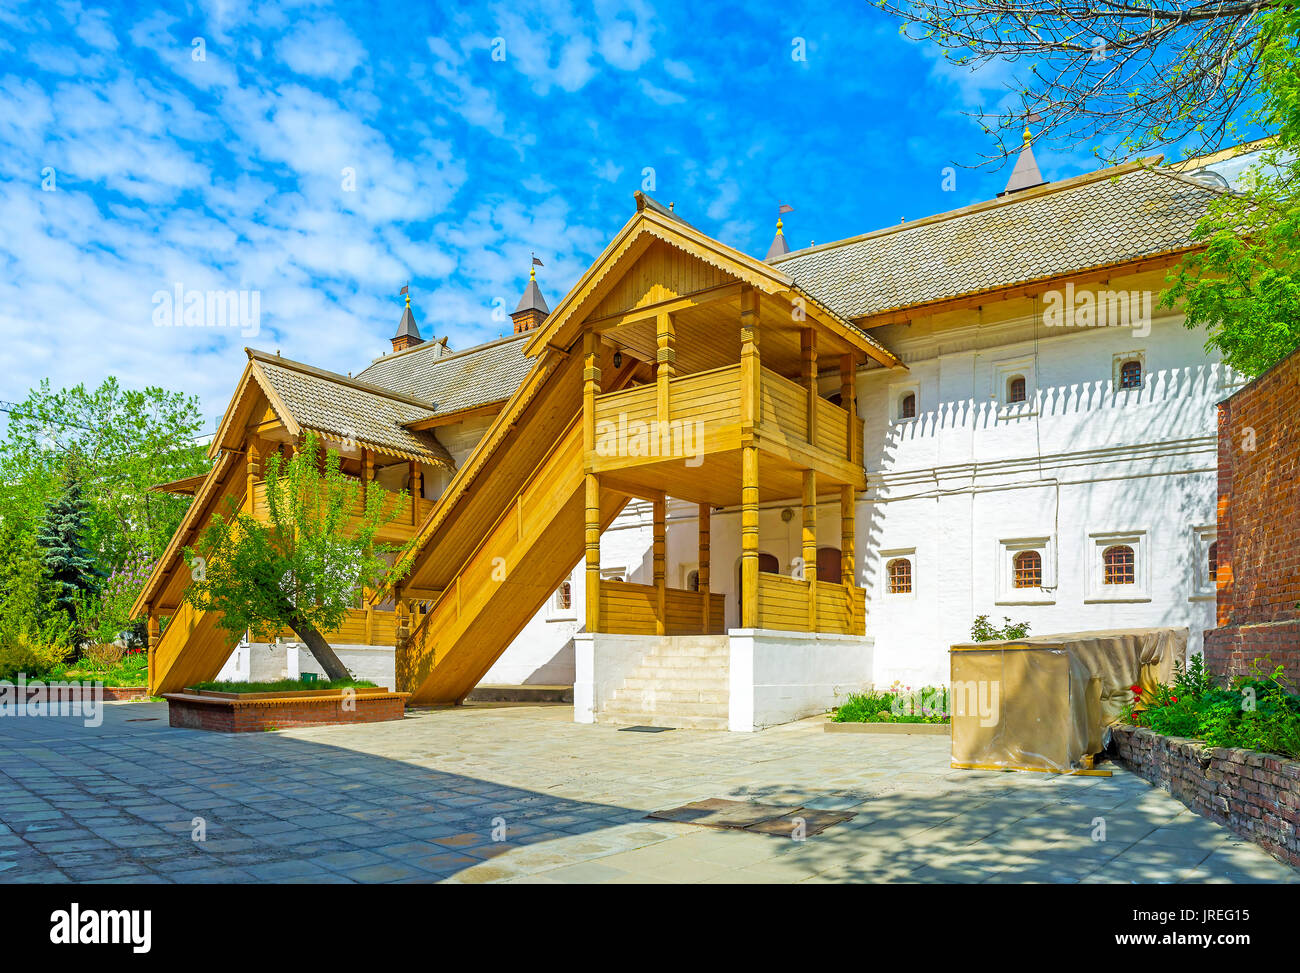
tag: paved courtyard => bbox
[0,700,1296,884]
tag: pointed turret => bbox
[511,258,550,333]
[391,286,425,352]
[765,203,794,260]
[1000,126,1047,196]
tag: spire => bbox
[511,256,550,333]
[765,203,794,260]
[1000,124,1047,196]
[391,283,424,352]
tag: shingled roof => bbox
[771,160,1225,321]
[248,351,455,467]
[356,332,535,418]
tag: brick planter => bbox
[163,688,409,732]
[1111,725,1300,867]
[14,684,150,703]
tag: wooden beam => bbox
[740,286,761,439]
[801,328,818,445]
[740,445,759,629]
[840,353,858,466]
[841,484,856,588]
[584,282,743,332]
[583,331,602,465]
[404,402,504,431]
[803,469,817,631]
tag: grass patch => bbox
[190,678,378,694]
[46,649,150,687]
[831,684,950,724]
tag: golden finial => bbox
[1024,126,1032,142]
[776,217,784,235]
[530,264,536,282]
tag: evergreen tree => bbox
[36,471,101,639]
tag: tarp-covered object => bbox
[949,628,1188,772]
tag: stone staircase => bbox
[598,635,730,730]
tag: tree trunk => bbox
[286,615,351,682]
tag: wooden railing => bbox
[597,581,725,635]
[755,570,864,636]
[590,363,860,471]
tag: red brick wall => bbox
[1112,725,1300,867]
[1204,348,1300,685]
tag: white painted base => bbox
[214,641,397,691]
[727,629,874,732]
[573,633,660,724]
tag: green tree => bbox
[0,377,211,570]
[1163,5,1300,377]
[183,433,410,680]
[36,471,100,643]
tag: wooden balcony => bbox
[249,479,433,543]
[754,571,864,636]
[597,581,725,635]
[589,362,863,488]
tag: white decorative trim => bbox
[994,535,1056,605]
[880,546,917,601]
[992,353,1039,419]
[1190,525,1218,602]
[1112,350,1146,392]
[889,379,920,423]
[1084,528,1151,603]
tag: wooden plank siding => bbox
[249,479,432,543]
[256,607,397,646]
[755,570,864,636]
[597,581,725,635]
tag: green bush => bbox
[970,615,1031,642]
[832,684,950,723]
[1127,657,1300,759]
[190,677,377,694]
[0,632,67,680]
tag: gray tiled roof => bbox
[356,332,534,417]
[771,165,1222,320]
[255,356,454,467]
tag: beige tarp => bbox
[949,628,1187,773]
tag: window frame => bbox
[1190,525,1218,602]
[995,536,1055,605]
[1085,529,1151,603]
[993,354,1038,419]
[1112,351,1146,393]
[880,546,917,601]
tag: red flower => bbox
[1171,696,1178,703]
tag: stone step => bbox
[619,674,729,692]
[608,686,728,705]
[642,654,729,669]
[597,711,730,732]
[602,696,728,718]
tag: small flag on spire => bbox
[399,283,409,296]
[532,256,544,267]
[778,203,794,215]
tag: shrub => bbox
[83,642,125,669]
[0,632,66,680]
[832,684,950,723]
[1126,657,1300,759]
[970,615,1031,642]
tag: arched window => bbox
[887,558,912,594]
[1008,375,1027,404]
[1120,359,1142,389]
[1103,545,1135,585]
[1208,542,1218,583]
[1013,550,1042,588]
[554,581,572,610]
[900,393,916,419]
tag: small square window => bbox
[1085,530,1150,603]
[887,558,912,594]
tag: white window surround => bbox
[880,546,917,601]
[600,566,629,582]
[546,579,576,621]
[992,354,1038,419]
[681,564,700,591]
[889,380,920,423]
[995,535,1056,605]
[1112,351,1146,392]
[1084,529,1151,603]
[1190,525,1218,602]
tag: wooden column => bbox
[585,473,601,633]
[739,286,761,435]
[841,484,856,587]
[583,331,601,459]
[245,439,264,507]
[739,288,761,629]
[803,470,818,631]
[840,353,858,465]
[653,496,667,635]
[410,462,423,523]
[656,311,675,428]
[362,448,374,504]
[801,329,818,446]
[698,503,711,632]
[741,445,760,629]
[146,610,160,693]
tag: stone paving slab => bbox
[0,700,1296,884]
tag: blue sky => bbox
[0,0,1199,431]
